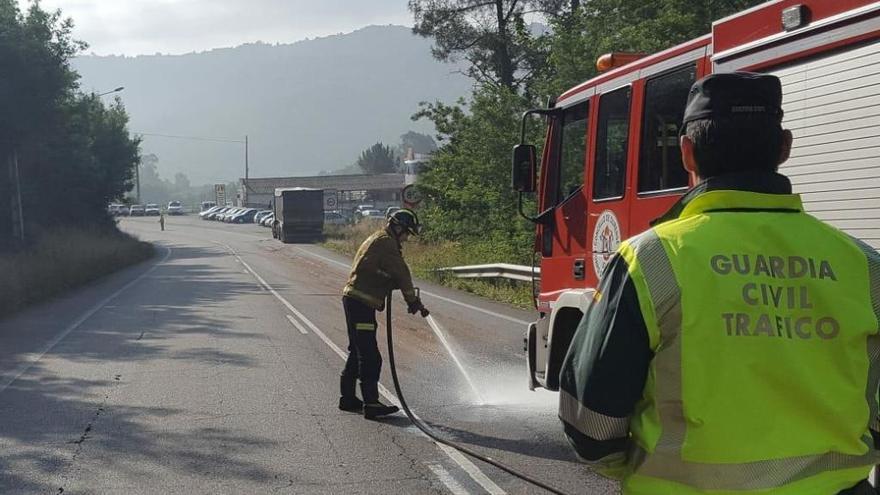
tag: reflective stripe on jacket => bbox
[343,228,417,311]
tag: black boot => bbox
[339,375,362,412]
[339,396,364,412]
[363,401,400,420]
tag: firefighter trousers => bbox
[340,296,381,404]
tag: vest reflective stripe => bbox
[559,389,630,441]
[622,227,880,493]
[355,322,377,331]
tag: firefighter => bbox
[339,208,429,420]
[558,72,880,494]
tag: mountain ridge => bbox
[73,25,471,185]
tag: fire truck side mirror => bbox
[512,144,537,193]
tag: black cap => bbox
[682,72,783,125]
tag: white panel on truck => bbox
[774,40,880,248]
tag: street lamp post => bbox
[97,86,125,97]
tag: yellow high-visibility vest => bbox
[618,189,880,494]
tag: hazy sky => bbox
[18,0,413,55]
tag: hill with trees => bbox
[72,25,472,185]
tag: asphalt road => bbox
[0,215,617,494]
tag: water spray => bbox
[424,314,486,404]
[385,292,573,495]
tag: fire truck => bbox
[513,0,880,391]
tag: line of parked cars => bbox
[195,204,400,230]
[109,201,188,217]
[199,206,276,226]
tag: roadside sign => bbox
[214,184,226,206]
[323,189,338,210]
[402,184,422,207]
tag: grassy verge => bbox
[323,223,535,309]
[0,227,155,318]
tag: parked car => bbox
[220,207,244,222]
[129,204,145,216]
[254,210,273,224]
[230,208,258,224]
[324,211,348,225]
[200,201,216,212]
[167,201,183,215]
[205,206,230,220]
[145,203,160,216]
[199,205,223,219]
[358,209,384,222]
[260,213,275,227]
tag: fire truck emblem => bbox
[592,210,621,278]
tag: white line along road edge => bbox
[220,243,507,495]
[294,247,530,326]
[0,246,173,393]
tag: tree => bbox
[356,142,400,175]
[399,131,437,157]
[408,0,573,91]
[0,0,140,249]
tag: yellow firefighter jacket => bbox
[343,228,417,311]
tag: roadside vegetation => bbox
[324,222,535,309]
[0,228,153,319]
[0,1,145,317]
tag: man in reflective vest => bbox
[559,72,880,494]
[339,208,429,420]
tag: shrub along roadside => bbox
[0,227,155,319]
[323,223,535,309]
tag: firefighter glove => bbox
[407,298,424,315]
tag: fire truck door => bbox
[541,101,590,295]
[587,86,632,282]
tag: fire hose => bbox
[384,292,573,495]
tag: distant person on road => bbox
[559,72,880,494]
[159,212,165,231]
[339,208,429,420]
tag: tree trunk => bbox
[494,0,515,89]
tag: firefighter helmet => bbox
[388,208,421,235]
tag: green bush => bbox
[0,227,155,318]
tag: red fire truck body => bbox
[520,0,880,390]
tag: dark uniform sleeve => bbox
[558,254,653,477]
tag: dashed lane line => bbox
[285,314,309,335]
[0,247,172,393]
[221,243,508,495]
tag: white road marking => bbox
[285,314,309,334]
[0,247,173,393]
[223,244,507,495]
[428,464,469,495]
[436,444,508,495]
[295,247,531,325]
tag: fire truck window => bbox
[593,87,631,200]
[638,65,696,193]
[556,102,589,203]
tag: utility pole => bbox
[244,134,249,206]
[136,161,141,204]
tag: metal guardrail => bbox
[436,263,539,282]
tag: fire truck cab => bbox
[514,0,880,391]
